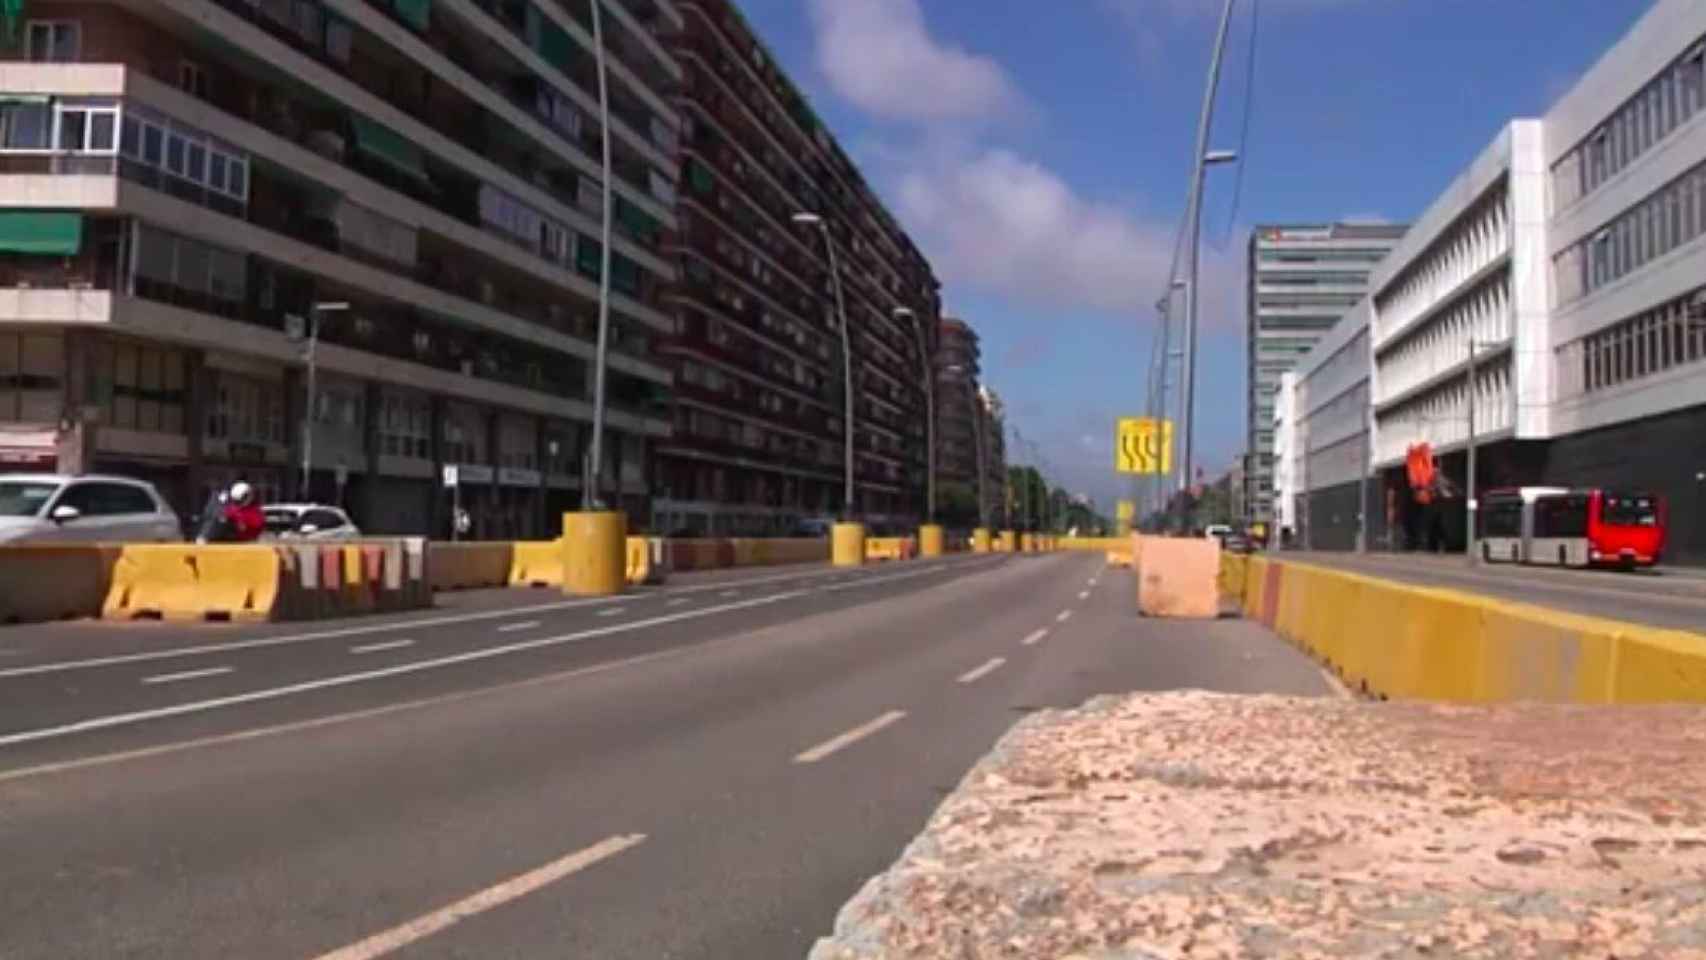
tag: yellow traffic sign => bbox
[1115,418,1172,475]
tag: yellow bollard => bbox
[832,521,867,568]
[562,511,626,596]
[971,528,991,553]
[999,530,1017,553]
[918,524,944,558]
[1020,533,1034,554]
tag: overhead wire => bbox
[1219,0,1260,249]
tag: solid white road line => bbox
[0,649,683,784]
[720,590,739,598]
[141,667,233,685]
[793,710,907,764]
[665,598,690,607]
[1056,609,1073,623]
[309,834,646,960]
[350,640,415,655]
[1021,628,1049,647]
[0,557,1001,682]
[597,607,625,618]
[0,591,810,751]
[956,657,1006,684]
[0,563,963,752]
[1077,590,1090,600]
[495,620,540,633]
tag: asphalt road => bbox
[0,552,1331,960]
[1280,550,1706,632]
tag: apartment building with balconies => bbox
[0,0,683,537]
[652,0,941,537]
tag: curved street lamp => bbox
[793,212,855,519]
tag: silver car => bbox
[0,474,182,544]
[262,503,362,540]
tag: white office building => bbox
[1281,0,1706,563]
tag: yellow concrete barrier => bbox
[971,528,992,553]
[429,542,515,591]
[103,544,283,621]
[919,524,944,558]
[833,522,867,568]
[563,510,625,596]
[1228,556,1706,705]
[509,540,564,587]
[864,536,916,562]
[624,536,652,587]
[0,545,119,623]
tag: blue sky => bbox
[736,0,1654,510]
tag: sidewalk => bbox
[809,692,1706,959]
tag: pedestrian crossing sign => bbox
[1115,417,1172,475]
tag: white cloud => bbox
[806,0,1022,124]
[881,143,1242,322]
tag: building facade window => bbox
[1555,158,1706,307]
[1553,37,1706,212]
[0,332,63,423]
[206,372,284,445]
[86,338,187,435]
[131,223,248,319]
[379,390,431,460]
[118,105,249,206]
[1556,285,1706,398]
[25,20,80,62]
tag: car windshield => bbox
[0,481,59,517]
[1602,494,1659,527]
[263,510,303,533]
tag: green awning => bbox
[349,114,430,186]
[575,236,602,280]
[0,212,82,255]
[616,199,658,244]
[1,0,20,43]
[610,254,639,296]
[536,20,574,69]
[392,0,430,31]
[686,159,713,195]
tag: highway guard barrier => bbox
[0,545,119,623]
[429,542,513,591]
[104,544,283,622]
[1134,536,1219,619]
[1226,555,1706,704]
[864,536,916,562]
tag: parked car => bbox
[0,474,182,544]
[262,503,362,540]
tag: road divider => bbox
[429,542,512,591]
[864,537,917,563]
[0,544,119,623]
[1223,554,1706,703]
[104,544,284,622]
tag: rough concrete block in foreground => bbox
[808,693,1706,959]
[1137,538,1219,619]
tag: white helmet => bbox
[229,482,254,504]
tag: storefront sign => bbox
[498,467,542,487]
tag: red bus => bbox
[1529,489,1666,568]
[1480,488,1666,568]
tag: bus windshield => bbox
[1602,494,1659,527]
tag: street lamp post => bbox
[297,300,349,500]
[794,212,855,519]
[1175,0,1239,532]
[1465,338,1487,568]
[896,306,933,524]
[584,0,615,510]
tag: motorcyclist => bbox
[220,482,266,543]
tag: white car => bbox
[262,503,361,540]
[0,474,182,544]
